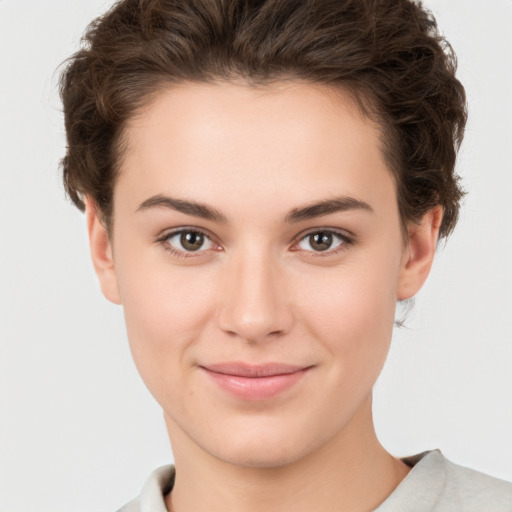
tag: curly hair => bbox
[60,0,467,238]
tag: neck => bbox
[165,395,410,512]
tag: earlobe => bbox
[85,197,122,305]
[397,205,443,300]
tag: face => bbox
[88,80,439,469]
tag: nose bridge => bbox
[217,242,292,342]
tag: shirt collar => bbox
[135,450,445,512]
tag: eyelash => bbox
[156,228,354,259]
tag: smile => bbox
[199,363,314,401]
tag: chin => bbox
[211,440,308,470]
[201,419,328,470]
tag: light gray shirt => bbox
[118,449,512,511]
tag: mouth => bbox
[199,362,314,400]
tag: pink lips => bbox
[200,362,313,401]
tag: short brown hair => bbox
[60,0,467,238]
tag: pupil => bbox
[311,232,332,251]
[181,231,204,251]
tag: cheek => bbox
[115,253,218,396]
[296,252,400,378]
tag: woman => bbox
[58,0,512,510]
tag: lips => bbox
[201,362,309,377]
[199,362,313,400]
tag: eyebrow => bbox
[136,194,374,223]
[137,194,228,223]
[284,196,374,223]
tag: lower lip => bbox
[201,367,311,401]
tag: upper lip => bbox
[200,362,312,377]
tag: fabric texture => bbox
[117,449,512,512]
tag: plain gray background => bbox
[1,0,511,510]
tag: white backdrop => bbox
[1,0,511,510]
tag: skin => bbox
[86,80,442,512]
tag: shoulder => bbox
[116,497,140,512]
[375,450,512,512]
[441,455,512,512]
[116,465,175,512]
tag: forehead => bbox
[116,80,396,218]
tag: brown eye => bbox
[180,231,204,251]
[164,229,215,254]
[310,232,333,251]
[297,231,347,253]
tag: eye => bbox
[160,229,216,256]
[295,230,351,254]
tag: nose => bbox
[216,247,294,344]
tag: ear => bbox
[85,197,122,305]
[397,205,443,300]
